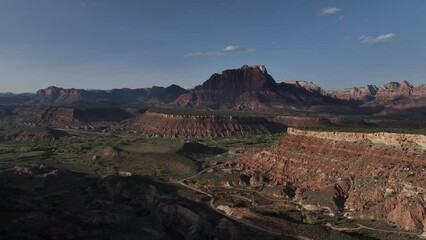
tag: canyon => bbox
[1,64,425,240]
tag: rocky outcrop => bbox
[284,81,325,95]
[233,128,426,232]
[121,111,286,138]
[375,81,414,102]
[287,127,426,148]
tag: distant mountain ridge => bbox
[6,65,426,110]
[286,80,426,108]
[32,85,188,106]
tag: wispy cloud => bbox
[222,45,240,52]
[320,7,341,15]
[359,33,396,44]
[185,45,255,57]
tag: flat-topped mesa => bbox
[200,65,276,91]
[174,65,280,109]
[121,111,286,138]
[287,127,426,148]
[144,111,269,120]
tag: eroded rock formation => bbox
[121,111,286,138]
[233,128,426,232]
[175,65,334,110]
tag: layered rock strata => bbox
[233,128,426,232]
[122,111,286,138]
[287,127,426,148]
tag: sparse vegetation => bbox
[203,133,284,149]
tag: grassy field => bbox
[116,138,184,153]
[202,133,284,149]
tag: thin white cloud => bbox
[320,7,341,15]
[222,45,240,52]
[359,33,396,44]
[185,45,255,57]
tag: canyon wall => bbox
[233,129,426,232]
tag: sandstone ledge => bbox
[287,127,426,148]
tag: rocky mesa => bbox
[120,111,286,138]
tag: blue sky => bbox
[1,0,426,92]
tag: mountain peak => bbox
[240,64,267,74]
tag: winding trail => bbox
[325,223,425,238]
[177,164,426,239]
[175,163,311,240]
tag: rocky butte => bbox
[175,65,334,110]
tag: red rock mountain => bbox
[175,65,333,109]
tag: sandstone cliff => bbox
[233,128,426,232]
[287,127,426,148]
